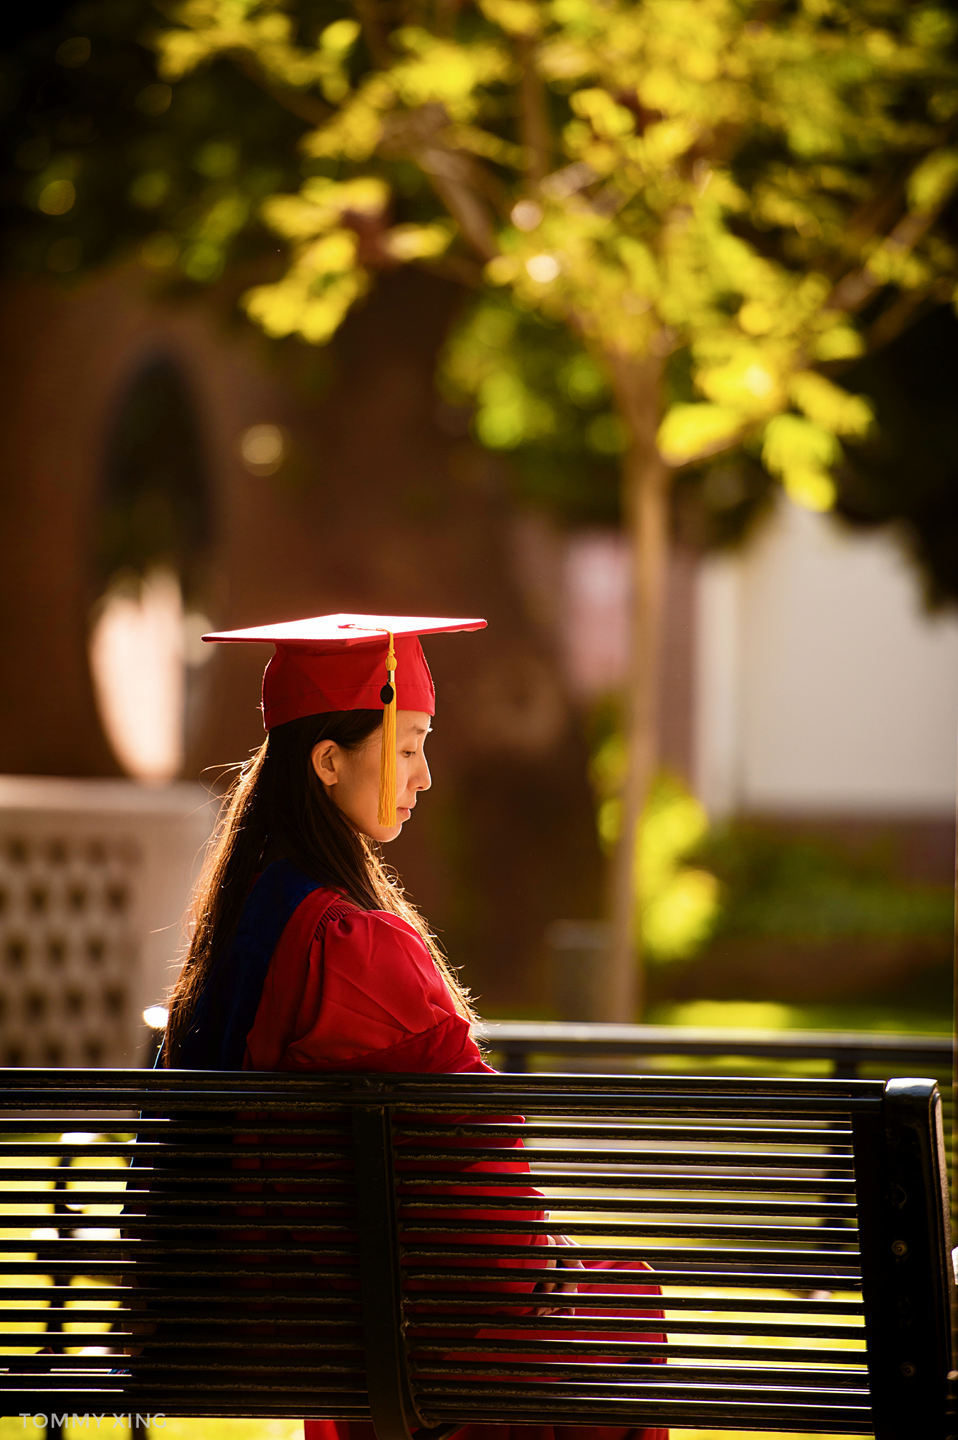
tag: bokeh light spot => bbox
[183,241,224,282]
[587,413,628,454]
[88,568,186,783]
[742,363,775,398]
[37,179,76,216]
[525,253,560,283]
[239,423,287,475]
[194,140,239,178]
[511,200,543,231]
[130,171,170,209]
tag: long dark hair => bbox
[163,711,476,1064]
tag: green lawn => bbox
[647,996,951,1036]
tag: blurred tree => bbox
[0,0,307,286]
[3,0,957,1016]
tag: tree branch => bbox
[862,280,952,355]
[417,146,501,260]
[823,173,910,281]
[516,39,552,186]
[353,0,392,69]
[414,251,487,288]
[825,202,941,317]
[448,137,515,218]
[381,106,504,260]
[824,119,958,315]
[668,418,766,473]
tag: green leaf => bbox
[643,868,722,962]
[782,468,837,512]
[762,414,840,511]
[302,230,358,274]
[788,372,873,437]
[304,87,389,162]
[907,149,958,212]
[261,177,389,241]
[762,413,840,475]
[658,404,743,464]
[811,325,865,362]
[615,236,660,299]
[320,19,361,54]
[697,349,785,415]
[570,88,636,138]
[479,0,543,36]
[243,268,369,344]
[559,352,607,405]
[383,222,453,262]
[155,30,215,81]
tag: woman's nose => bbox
[416,756,432,792]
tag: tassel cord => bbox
[378,633,398,826]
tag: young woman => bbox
[163,615,489,1078]
[162,612,666,1440]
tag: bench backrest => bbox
[0,1069,953,1439]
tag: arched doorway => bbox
[88,352,214,780]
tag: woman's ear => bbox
[311,739,341,789]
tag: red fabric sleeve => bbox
[244,899,491,1074]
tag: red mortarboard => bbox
[202,613,487,825]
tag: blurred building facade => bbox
[0,777,211,1066]
[695,498,958,878]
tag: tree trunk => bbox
[601,351,671,1021]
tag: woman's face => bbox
[311,709,432,843]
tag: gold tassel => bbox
[378,632,397,827]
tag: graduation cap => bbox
[202,613,486,826]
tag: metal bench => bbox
[477,1019,953,1083]
[0,1068,954,1438]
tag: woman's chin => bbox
[360,821,404,844]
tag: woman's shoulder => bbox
[319,902,440,989]
[292,887,427,953]
[265,882,440,1003]
[277,897,473,1068]
[323,901,427,943]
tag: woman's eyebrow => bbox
[409,724,433,736]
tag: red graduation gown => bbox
[241,888,667,1440]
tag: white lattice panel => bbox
[0,778,213,1067]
